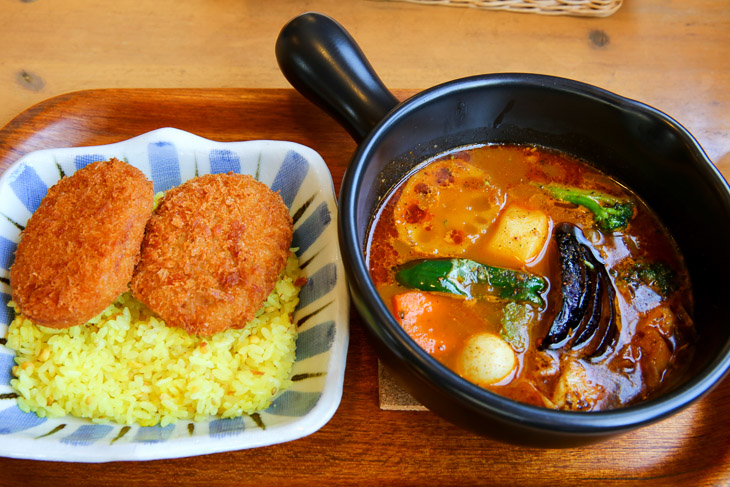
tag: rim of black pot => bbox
[339,72,730,435]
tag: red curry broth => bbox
[366,144,694,411]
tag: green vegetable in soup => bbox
[539,183,634,232]
[618,260,678,297]
[395,258,546,306]
[500,302,534,352]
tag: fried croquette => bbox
[130,173,293,336]
[10,158,154,328]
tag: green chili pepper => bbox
[395,258,546,306]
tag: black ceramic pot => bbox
[276,12,730,447]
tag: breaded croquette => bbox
[130,173,293,336]
[10,158,154,328]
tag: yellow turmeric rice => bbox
[5,253,302,427]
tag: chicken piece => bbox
[552,358,605,411]
[634,305,681,390]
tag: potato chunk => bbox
[482,204,550,267]
[457,333,517,385]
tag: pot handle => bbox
[276,12,400,143]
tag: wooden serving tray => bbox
[1,88,729,485]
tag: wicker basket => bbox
[391,0,623,17]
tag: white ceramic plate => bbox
[0,127,349,462]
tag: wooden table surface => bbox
[1,1,729,485]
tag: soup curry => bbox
[366,145,694,411]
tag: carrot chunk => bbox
[392,291,472,356]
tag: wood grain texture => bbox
[0,0,728,171]
[0,88,728,486]
[0,0,728,483]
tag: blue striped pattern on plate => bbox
[0,128,349,462]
